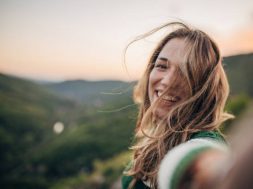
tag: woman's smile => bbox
[156,90,181,102]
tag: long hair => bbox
[125,22,234,188]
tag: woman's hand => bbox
[182,149,228,189]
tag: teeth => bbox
[156,91,177,102]
[162,96,177,102]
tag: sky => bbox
[0,0,253,81]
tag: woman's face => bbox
[148,38,190,119]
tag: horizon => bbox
[1,51,253,83]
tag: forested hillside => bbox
[0,74,136,189]
[224,53,253,96]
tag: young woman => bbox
[122,22,233,189]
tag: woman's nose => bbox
[160,70,180,88]
[160,70,174,87]
[160,73,171,87]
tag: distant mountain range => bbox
[44,52,253,100]
[45,79,135,107]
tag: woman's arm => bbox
[158,139,229,189]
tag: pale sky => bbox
[0,0,253,81]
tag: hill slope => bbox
[0,73,136,189]
[224,53,253,96]
[45,80,135,109]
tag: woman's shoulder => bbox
[190,130,226,143]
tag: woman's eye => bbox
[154,63,168,70]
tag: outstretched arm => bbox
[158,138,229,189]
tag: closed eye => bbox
[155,63,167,70]
[154,59,170,71]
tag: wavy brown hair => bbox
[124,22,234,189]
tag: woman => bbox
[122,22,233,189]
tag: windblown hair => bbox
[125,22,234,188]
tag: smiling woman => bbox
[121,22,234,189]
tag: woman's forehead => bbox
[157,38,187,66]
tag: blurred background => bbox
[0,0,253,188]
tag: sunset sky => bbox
[1,0,253,81]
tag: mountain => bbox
[223,53,253,96]
[45,80,135,109]
[0,73,137,189]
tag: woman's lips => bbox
[156,90,181,103]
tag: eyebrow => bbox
[157,57,171,63]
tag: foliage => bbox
[50,151,132,189]
[222,94,251,133]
